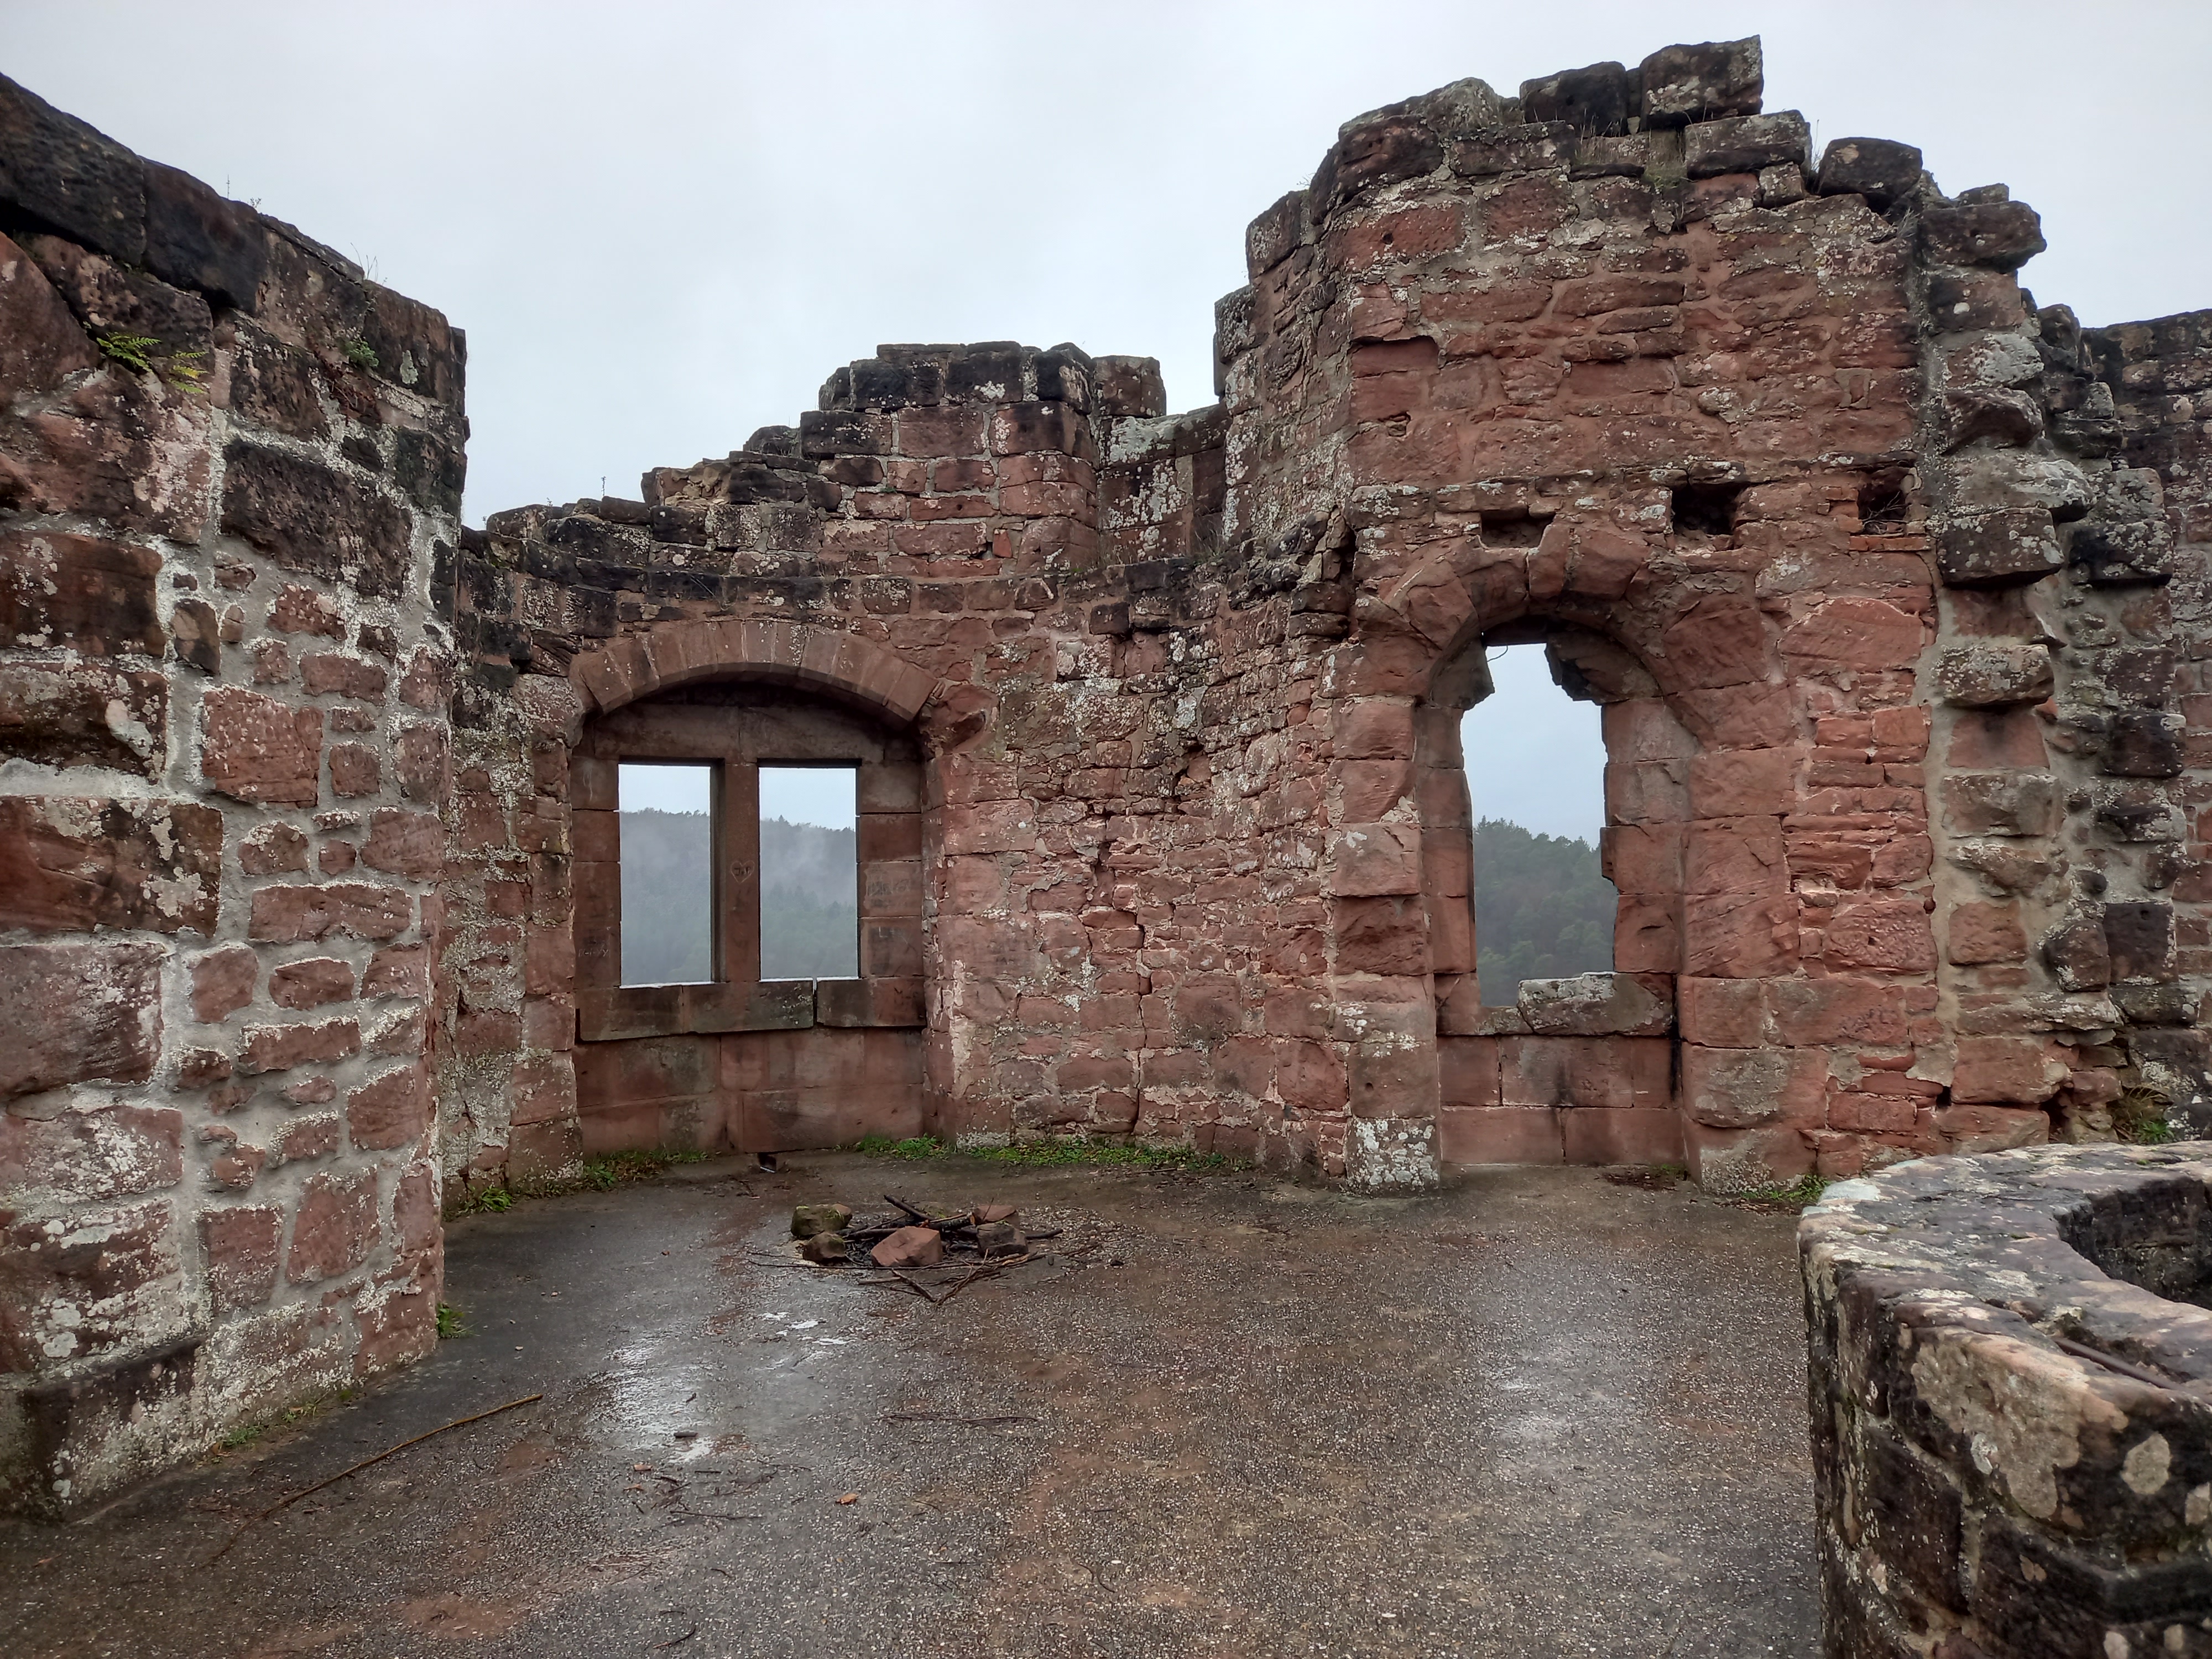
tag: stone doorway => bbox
[1426,624,1694,1168]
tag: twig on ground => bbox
[208,1392,542,1561]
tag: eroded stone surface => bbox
[1803,1146,2212,1655]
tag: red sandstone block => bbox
[1335,758,1415,823]
[200,687,323,806]
[201,1204,284,1312]
[524,923,574,998]
[0,1100,181,1203]
[268,957,355,1010]
[1601,824,1684,895]
[1331,896,1427,975]
[1685,819,1789,896]
[1828,1092,1919,1133]
[1952,1036,2068,1105]
[1678,978,1766,1047]
[1683,893,1797,978]
[523,994,575,1051]
[1947,900,2026,965]
[248,883,413,942]
[239,1017,359,1075]
[286,1168,378,1284]
[1780,598,1926,670]
[1562,1108,1684,1167]
[299,653,389,701]
[1501,1035,1670,1112]
[275,1112,341,1164]
[1765,977,1910,1045]
[1820,897,1936,972]
[1689,748,1796,817]
[1615,893,1682,973]
[1932,1104,2048,1154]
[327,743,379,797]
[507,1054,576,1130]
[1333,698,1415,760]
[1685,1121,1815,1190]
[190,945,258,1023]
[0,940,165,1095]
[362,943,429,1000]
[1438,1106,1562,1166]
[269,584,345,638]
[1605,759,1691,825]
[941,800,1035,855]
[1328,823,1423,897]
[1439,1036,1501,1108]
[1683,1044,1826,1129]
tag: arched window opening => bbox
[1460,643,1615,1004]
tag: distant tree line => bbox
[1472,817,1616,992]
[617,811,857,985]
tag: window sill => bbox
[578,978,924,1041]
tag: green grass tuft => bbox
[436,1302,468,1339]
[1730,1173,1831,1212]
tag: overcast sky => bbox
[13,2,2208,837]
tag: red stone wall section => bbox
[435,35,2212,1200]
[0,77,460,1513]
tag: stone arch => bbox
[569,619,942,731]
[1392,546,1700,1172]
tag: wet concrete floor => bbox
[8,1156,1820,1657]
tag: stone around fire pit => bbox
[1801,1145,2212,1656]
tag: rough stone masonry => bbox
[4,33,2211,1517]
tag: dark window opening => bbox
[619,761,716,986]
[1858,467,1911,533]
[759,765,858,981]
[1671,481,1745,538]
[1478,508,1551,549]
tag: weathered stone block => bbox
[1934,509,2061,588]
[1942,771,2060,837]
[0,941,164,1096]
[1921,199,2047,273]
[1814,138,1923,210]
[1934,642,2052,708]
[0,796,220,935]
[1518,61,1632,137]
[0,530,163,657]
[1684,111,1808,178]
[199,687,322,806]
[1638,38,1762,128]
[0,661,165,775]
[0,74,146,265]
[1516,973,1671,1037]
[285,1169,377,1283]
[218,442,413,599]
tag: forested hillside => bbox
[1472,818,1616,992]
[620,811,1609,994]
[617,812,858,984]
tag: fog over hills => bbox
[618,811,1610,994]
[618,812,857,984]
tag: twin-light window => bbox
[616,761,859,987]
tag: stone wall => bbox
[438,34,2212,1203]
[0,75,461,1512]
[1803,1146,2212,1655]
[9,31,2212,1516]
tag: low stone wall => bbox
[1802,1146,2212,1655]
